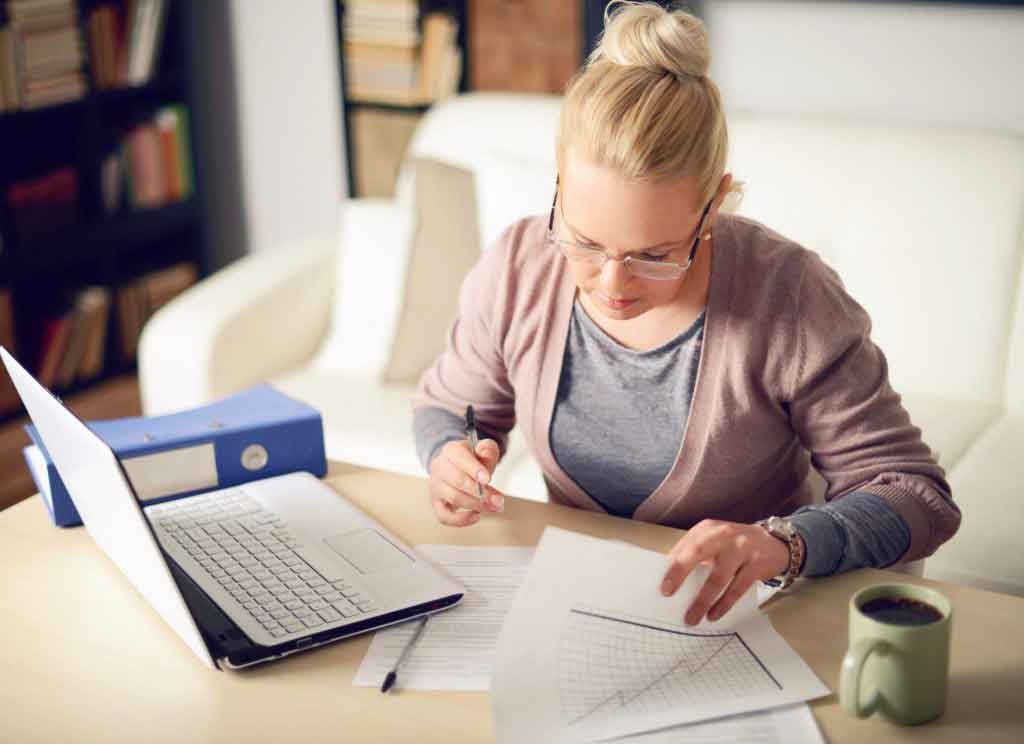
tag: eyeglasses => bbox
[545,176,713,281]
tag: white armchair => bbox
[140,93,1024,595]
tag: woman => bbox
[413,1,960,626]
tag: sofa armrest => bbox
[139,233,337,415]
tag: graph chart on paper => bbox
[558,607,782,729]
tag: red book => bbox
[128,124,166,208]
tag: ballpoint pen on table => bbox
[464,405,487,504]
[381,616,429,694]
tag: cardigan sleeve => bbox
[784,252,961,563]
[412,232,517,459]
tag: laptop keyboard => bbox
[148,490,378,641]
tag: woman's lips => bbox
[597,293,637,310]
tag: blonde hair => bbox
[556,1,738,208]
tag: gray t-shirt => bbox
[549,301,703,517]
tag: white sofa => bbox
[139,93,1024,596]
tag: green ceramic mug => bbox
[840,583,952,725]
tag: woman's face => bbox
[557,153,711,322]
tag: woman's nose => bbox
[599,256,631,292]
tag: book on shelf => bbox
[35,313,72,389]
[344,0,419,47]
[6,165,79,239]
[345,9,460,106]
[86,0,167,89]
[116,261,196,363]
[25,285,111,393]
[0,288,18,414]
[103,102,193,213]
[0,0,88,110]
[53,286,110,388]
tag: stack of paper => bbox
[355,535,828,743]
[492,528,830,743]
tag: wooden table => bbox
[2,462,1022,743]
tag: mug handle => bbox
[840,638,891,718]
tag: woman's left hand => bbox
[660,519,791,625]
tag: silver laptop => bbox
[1,347,463,670]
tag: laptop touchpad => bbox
[324,529,413,574]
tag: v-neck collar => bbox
[533,215,736,520]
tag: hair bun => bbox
[592,1,710,80]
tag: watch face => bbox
[769,516,795,538]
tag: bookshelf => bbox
[0,0,204,423]
[336,0,468,198]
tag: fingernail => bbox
[477,470,490,485]
[685,612,699,626]
[661,579,673,596]
[489,493,504,511]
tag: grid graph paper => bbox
[558,608,782,728]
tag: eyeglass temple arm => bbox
[548,175,560,232]
[685,199,715,266]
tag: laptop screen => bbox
[1,347,217,669]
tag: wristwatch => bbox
[756,516,806,590]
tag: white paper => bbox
[353,545,534,691]
[606,703,823,744]
[493,527,829,743]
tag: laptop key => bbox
[301,616,325,629]
[308,600,328,612]
[317,607,342,622]
[284,600,304,611]
[331,600,358,618]
[283,622,302,633]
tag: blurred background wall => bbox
[707,0,1024,134]
[186,0,344,271]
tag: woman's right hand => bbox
[428,438,504,526]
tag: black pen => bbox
[464,405,486,503]
[381,616,429,694]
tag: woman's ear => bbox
[705,173,734,233]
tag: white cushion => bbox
[925,413,1024,596]
[312,200,414,377]
[1006,282,1024,412]
[900,393,1001,472]
[474,151,556,249]
[271,368,548,502]
[727,115,1024,405]
[406,93,562,180]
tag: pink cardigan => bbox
[414,214,960,562]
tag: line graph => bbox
[558,607,781,729]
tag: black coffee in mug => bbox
[860,595,944,626]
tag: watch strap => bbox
[757,516,805,590]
